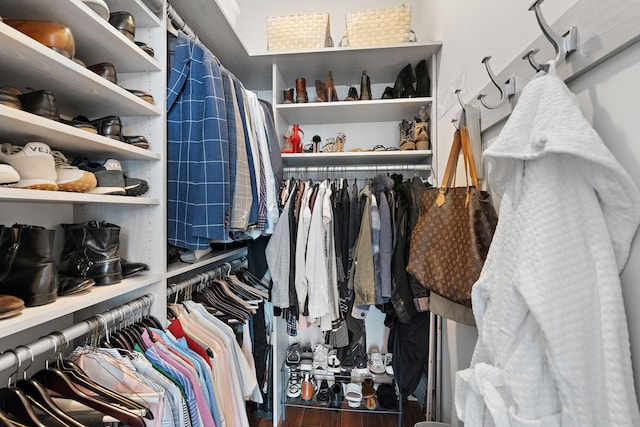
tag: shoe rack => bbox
[0,0,166,346]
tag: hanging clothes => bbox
[456,70,640,427]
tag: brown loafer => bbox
[4,20,76,59]
[126,88,154,104]
[109,11,135,41]
[0,87,22,110]
[87,62,117,84]
[18,90,59,121]
[0,294,25,319]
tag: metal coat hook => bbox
[477,56,515,109]
[525,0,578,72]
[455,88,465,111]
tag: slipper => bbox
[344,382,362,408]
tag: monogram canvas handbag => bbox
[406,127,497,307]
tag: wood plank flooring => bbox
[248,400,425,427]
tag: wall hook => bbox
[522,48,544,72]
[455,88,465,111]
[525,0,578,72]
[477,56,515,109]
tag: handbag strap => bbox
[436,127,480,207]
[459,126,480,189]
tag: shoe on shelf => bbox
[73,158,126,195]
[87,62,117,84]
[344,86,358,101]
[124,176,149,196]
[384,353,394,376]
[0,294,25,319]
[0,142,58,191]
[362,377,376,399]
[4,20,76,59]
[368,348,386,375]
[52,150,97,193]
[18,90,59,121]
[344,382,362,408]
[353,354,369,377]
[0,87,22,110]
[286,343,302,368]
[313,343,330,371]
[57,275,95,296]
[90,115,123,140]
[286,370,302,399]
[316,379,331,406]
[121,259,148,278]
[327,350,341,373]
[109,11,136,41]
[329,382,343,408]
[0,160,20,186]
[376,383,398,410]
[300,372,315,402]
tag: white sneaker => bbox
[384,353,394,376]
[0,142,58,190]
[368,348,386,375]
[0,160,19,185]
[52,150,96,193]
[313,344,330,370]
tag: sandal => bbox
[345,382,362,408]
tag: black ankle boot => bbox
[397,63,416,98]
[392,76,404,99]
[60,220,122,285]
[415,59,431,97]
[0,224,58,306]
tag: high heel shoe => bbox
[415,59,431,97]
[324,71,338,102]
[397,63,416,98]
[315,80,326,102]
[359,71,371,100]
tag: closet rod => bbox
[167,256,247,299]
[283,164,432,173]
[166,2,200,42]
[0,294,153,373]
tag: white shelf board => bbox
[260,42,442,87]
[0,273,162,339]
[0,0,161,73]
[276,97,433,125]
[0,188,160,205]
[166,247,248,280]
[0,25,161,118]
[281,150,432,167]
[0,106,161,161]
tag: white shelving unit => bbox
[0,0,166,346]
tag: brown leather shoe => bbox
[87,62,117,84]
[295,78,308,103]
[126,88,154,104]
[109,11,135,41]
[4,20,76,59]
[0,87,22,110]
[0,294,25,319]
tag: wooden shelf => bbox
[276,97,432,125]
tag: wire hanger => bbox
[477,56,515,109]
[523,0,578,72]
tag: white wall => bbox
[424,1,640,425]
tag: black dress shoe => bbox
[316,380,330,406]
[60,115,98,133]
[121,259,148,278]
[135,41,154,57]
[123,135,149,149]
[87,62,117,84]
[58,275,95,296]
[109,11,135,41]
[90,115,122,140]
[18,90,59,120]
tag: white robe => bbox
[455,70,640,427]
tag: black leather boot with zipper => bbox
[0,224,58,306]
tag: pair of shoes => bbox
[368,348,386,375]
[5,20,76,59]
[286,370,302,399]
[392,60,431,98]
[0,143,98,192]
[344,382,362,408]
[73,157,148,196]
[376,383,398,409]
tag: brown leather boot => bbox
[295,78,308,103]
[324,71,338,102]
[359,71,371,100]
[283,88,294,104]
[315,80,326,102]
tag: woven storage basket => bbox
[343,5,414,47]
[267,12,333,51]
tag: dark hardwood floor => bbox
[248,400,425,427]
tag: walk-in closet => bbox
[0,1,639,426]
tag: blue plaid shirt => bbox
[167,33,230,249]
